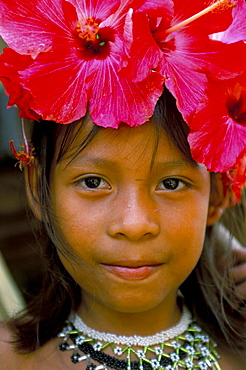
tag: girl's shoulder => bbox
[218,344,246,370]
[0,321,26,369]
[0,321,83,370]
[1,322,245,370]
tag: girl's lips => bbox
[101,264,163,280]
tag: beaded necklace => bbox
[57,307,221,370]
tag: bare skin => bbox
[0,120,245,368]
[1,323,246,370]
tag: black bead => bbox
[59,342,68,351]
[160,356,172,366]
[142,361,152,370]
[86,364,96,370]
[71,353,80,363]
[131,361,140,369]
[81,342,95,355]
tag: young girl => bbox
[0,0,246,369]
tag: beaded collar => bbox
[57,307,221,370]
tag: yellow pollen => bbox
[166,0,235,34]
[76,17,99,42]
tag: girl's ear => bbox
[207,174,227,226]
[24,161,42,221]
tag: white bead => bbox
[67,344,76,350]
[78,355,88,362]
[72,306,192,346]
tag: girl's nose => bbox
[107,192,160,241]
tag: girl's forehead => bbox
[57,117,195,172]
[65,119,171,156]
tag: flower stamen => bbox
[9,140,34,170]
[166,0,235,34]
[76,17,109,54]
[76,17,99,42]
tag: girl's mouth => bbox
[101,264,163,280]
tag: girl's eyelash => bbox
[157,178,190,191]
[75,177,189,191]
[75,176,110,190]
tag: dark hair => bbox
[9,88,246,352]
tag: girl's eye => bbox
[77,176,110,189]
[158,178,187,191]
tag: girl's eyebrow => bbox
[69,157,120,168]
[156,160,198,169]
[69,156,198,170]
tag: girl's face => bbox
[50,119,211,319]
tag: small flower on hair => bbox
[93,342,103,351]
[9,140,34,170]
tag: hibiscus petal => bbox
[67,0,121,20]
[126,12,164,82]
[20,48,90,124]
[127,0,173,82]
[0,0,78,57]
[88,63,164,128]
[220,0,246,43]
[171,0,233,34]
[188,75,246,172]
[189,116,246,172]
[157,26,246,120]
[0,48,40,120]
[162,57,208,121]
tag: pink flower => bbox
[220,0,246,43]
[0,0,164,127]
[188,73,246,173]
[222,149,246,204]
[0,48,40,120]
[128,0,246,120]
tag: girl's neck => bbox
[76,292,181,337]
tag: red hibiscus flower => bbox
[220,0,246,43]
[0,0,164,127]
[128,0,246,120]
[188,73,246,173]
[0,48,40,120]
[222,149,246,205]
